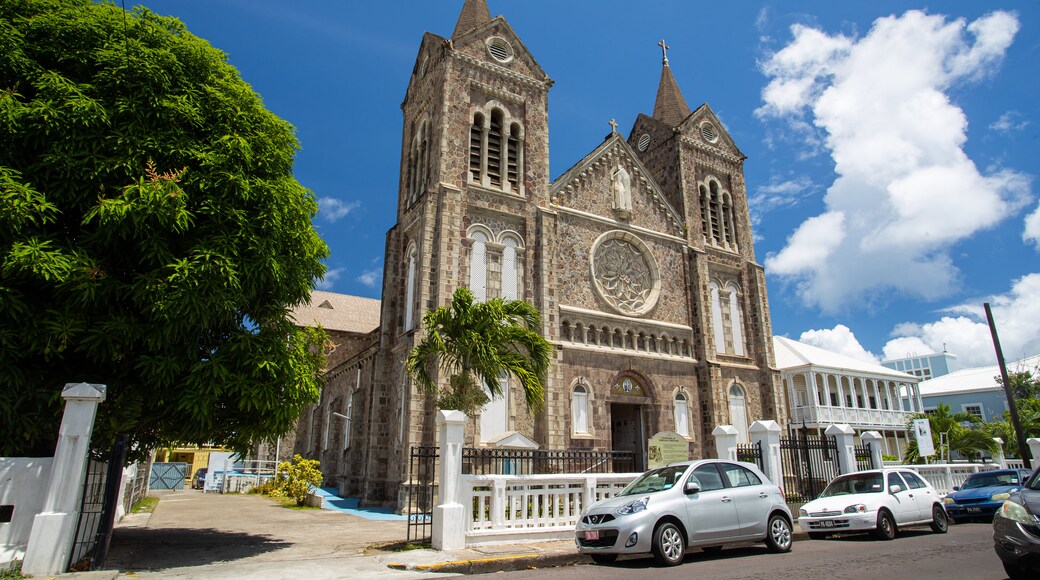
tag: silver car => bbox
[575,459,793,566]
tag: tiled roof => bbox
[773,336,916,380]
[918,354,1040,396]
[290,290,381,334]
[452,0,492,39]
[653,63,691,128]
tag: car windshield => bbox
[619,465,688,496]
[961,472,1019,489]
[819,473,884,497]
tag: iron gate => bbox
[149,462,187,490]
[67,458,108,570]
[779,434,841,503]
[736,441,764,471]
[855,442,874,471]
[406,445,438,545]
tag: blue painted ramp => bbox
[315,487,407,521]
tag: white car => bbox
[799,468,949,540]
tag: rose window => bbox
[590,232,660,316]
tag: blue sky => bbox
[141,1,1039,369]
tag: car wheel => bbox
[652,522,686,567]
[808,532,828,540]
[929,505,948,534]
[874,510,896,541]
[590,554,617,565]
[765,514,793,553]
[1003,561,1033,580]
[701,546,723,554]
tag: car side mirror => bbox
[952,486,959,491]
[889,485,902,494]
[684,481,701,494]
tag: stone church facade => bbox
[295,0,786,510]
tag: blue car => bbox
[943,469,1032,522]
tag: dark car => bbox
[993,467,1040,579]
[945,469,1031,522]
[191,468,208,490]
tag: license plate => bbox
[822,520,834,528]
[966,507,982,513]
[585,530,600,540]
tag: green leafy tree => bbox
[0,0,329,458]
[902,403,998,464]
[406,288,552,416]
[985,398,1040,458]
[997,368,1040,400]
[271,454,323,506]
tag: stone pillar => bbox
[712,425,738,461]
[22,383,107,577]
[993,438,1006,468]
[748,420,783,489]
[432,410,467,551]
[860,431,885,469]
[825,424,857,475]
[1027,438,1040,469]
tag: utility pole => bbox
[985,303,1031,469]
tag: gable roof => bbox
[773,336,916,381]
[918,353,1040,397]
[291,290,381,334]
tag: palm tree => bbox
[902,403,998,464]
[406,287,553,416]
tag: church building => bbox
[295,0,786,510]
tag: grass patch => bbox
[131,496,160,514]
[271,496,321,510]
[1,562,23,579]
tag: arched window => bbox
[507,123,521,192]
[408,120,430,205]
[700,185,710,241]
[469,112,484,182]
[723,192,737,247]
[729,384,748,445]
[480,373,509,443]
[572,385,589,434]
[469,229,489,301]
[343,389,354,449]
[501,234,521,300]
[404,244,417,331]
[674,392,689,437]
[726,283,745,356]
[487,109,503,187]
[709,281,726,354]
[469,105,523,194]
[709,182,722,243]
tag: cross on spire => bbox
[609,118,618,134]
[658,39,670,65]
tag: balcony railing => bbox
[790,405,912,428]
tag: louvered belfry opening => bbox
[507,123,520,192]
[469,112,484,182]
[709,182,722,243]
[487,109,503,187]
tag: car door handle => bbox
[759,493,769,498]
[908,494,914,498]
[721,497,732,503]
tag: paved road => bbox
[473,523,1007,579]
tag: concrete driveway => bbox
[104,490,446,579]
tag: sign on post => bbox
[648,432,689,469]
[913,419,935,457]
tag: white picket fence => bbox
[902,463,1000,495]
[462,473,639,544]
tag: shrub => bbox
[274,454,323,506]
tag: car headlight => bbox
[943,497,955,504]
[843,504,867,514]
[991,492,1012,501]
[616,496,650,516]
[999,499,1034,524]
[799,508,808,518]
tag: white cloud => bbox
[990,111,1030,133]
[318,197,360,222]
[315,267,344,290]
[1025,201,1040,249]
[799,324,879,363]
[356,269,381,288]
[758,10,1030,312]
[883,273,1040,367]
[749,175,820,219]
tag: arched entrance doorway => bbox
[609,373,651,471]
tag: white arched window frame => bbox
[674,391,690,437]
[480,373,509,443]
[709,281,726,354]
[469,102,524,195]
[404,243,417,331]
[726,283,745,356]
[468,228,490,302]
[572,385,589,435]
[729,384,749,445]
[500,232,523,301]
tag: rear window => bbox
[901,471,927,489]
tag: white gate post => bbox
[432,410,467,551]
[825,424,857,475]
[860,431,884,469]
[992,438,1006,468]
[712,425,738,461]
[749,421,783,488]
[1027,438,1040,469]
[22,383,107,576]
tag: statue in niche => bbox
[612,164,632,219]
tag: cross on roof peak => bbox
[609,118,618,134]
[658,39,670,65]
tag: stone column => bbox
[826,424,857,475]
[749,420,783,489]
[712,425,738,461]
[860,431,885,469]
[993,438,1006,468]
[432,410,467,551]
[22,383,107,577]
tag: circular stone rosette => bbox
[589,230,661,316]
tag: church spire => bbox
[652,40,692,128]
[452,0,492,39]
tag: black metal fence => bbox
[67,458,109,571]
[855,442,874,471]
[406,445,439,545]
[736,441,764,471]
[779,434,841,503]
